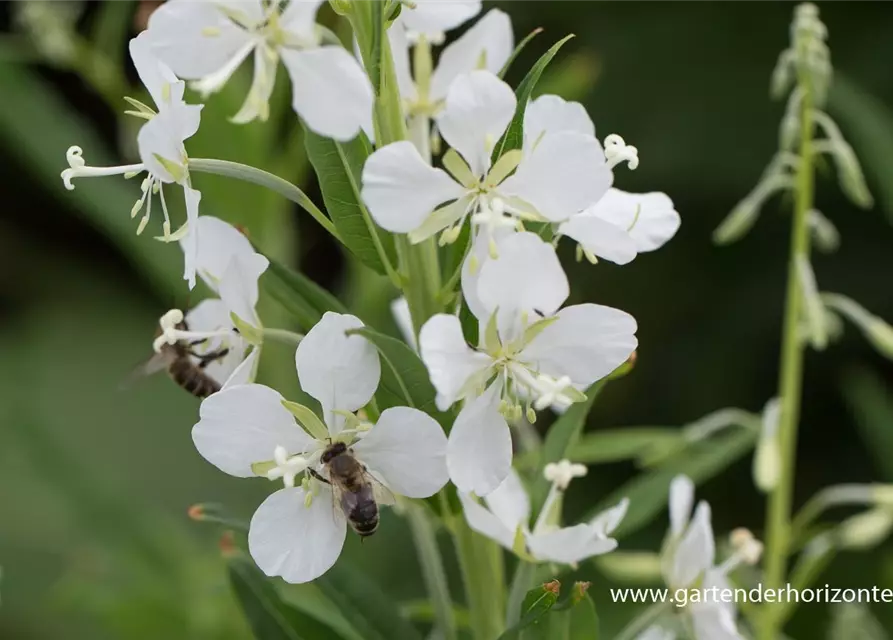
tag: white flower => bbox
[154,217,269,388]
[423,232,637,410]
[659,476,748,640]
[61,33,204,287]
[559,188,681,265]
[390,296,417,351]
[390,8,513,152]
[145,0,373,139]
[459,463,628,565]
[361,70,612,244]
[192,312,449,583]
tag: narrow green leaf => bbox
[498,581,561,640]
[569,428,682,465]
[349,327,449,425]
[316,562,423,640]
[303,127,396,275]
[259,251,348,331]
[530,379,604,513]
[842,367,893,481]
[588,426,758,538]
[540,584,599,640]
[498,28,544,79]
[492,35,575,161]
[368,0,385,94]
[228,555,349,640]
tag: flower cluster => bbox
[55,0,700,609]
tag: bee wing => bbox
[367,471,397,506]
[118,351,175,390]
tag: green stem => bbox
[614,602,672,640]
[406,504,458,640]
[759,61,816,640]
[505,561,537,626]
[188,158,340,241]
[450,516,506,640]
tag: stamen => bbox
[158,185,173,241]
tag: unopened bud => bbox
[837,509,893,550]
[807,209,840,253]
[730,528,763,565]
[713,198,760,245]
[866,319,893,361]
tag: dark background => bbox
[1,1,892,638]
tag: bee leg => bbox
[308,469,331,485]
[191,348,231,368]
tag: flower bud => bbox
[837,509,893,550]
[713,197,761,245]
[807,209,840,253]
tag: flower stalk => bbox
[759,38,816,640]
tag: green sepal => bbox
[483,310,501,354]
[153,153,187,184]
[521,315,559,348]
[250,459,277,476]
[512,525,535,562]
[123,95,155,115]
[486,149,523,186]
[230,312,263,346]
[281,400,328,441]
[443,148,477,187]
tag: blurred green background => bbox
[1,1,892,638]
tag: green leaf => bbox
[569,428,682,465]
[316,562,423,640]
[498,28,544,79]
[588,426,758,538]
[498,581,561,640]
[530,379,604,513]
[259,251,349,331]
[829,76,893,223]
[349,327,448,424]
[228,555,349,640]
[540,583,599,640]
[303,127,396,275]
[492,35,575,161]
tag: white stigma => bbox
[471,198,516,236]
[544,458,587,490]
[266,445,310,488]
[152,307,233,352]
[604,134,639,170]
[532,374,575,411]
[60,146,145,191]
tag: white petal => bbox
[436,70,516,177]
[521,303,638,386]
[419,314,492,410]
[458,491,516,550]
[523,95,595,150]
[527,523,617,564]
[186,298,246,384]
[586,189,681,252]
[430,10,514,102]
[361,141,465,233]
[671,501,715,588]
[295,312,380,430]
[477,232,568,341]
[558,214,639,265]
[636,627,678,640]
[390,297,417,351]
[217,251,270,326]
[136,110,187,184]
[187,216,256,288]
[460,225,514,321]
[129,32,181,107]
[691,570,744,640]
[447,381,511,495]
[279,0,324,41]
[182,187,202,288]
[500,132,612,221]
[353,407,448,498]
[145,0,256,81]
[400,0,481,37]
[249,486,347,584]
[669,474,695,538]
[280,46,374,142]
[223,345,260,388]
[192,384,314,477]
[589,497,629,537]
[387,24,417,102]
[484,469,530,532]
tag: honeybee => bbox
[317,442,393,538]
[126,319,231,399]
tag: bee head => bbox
[321,441,348,463]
